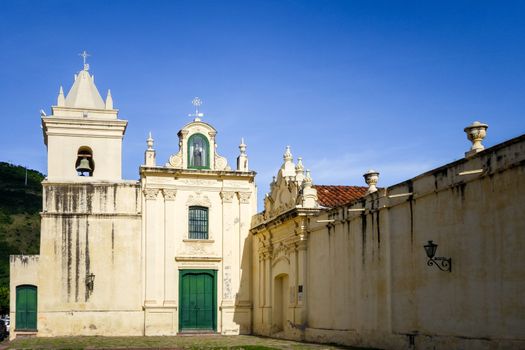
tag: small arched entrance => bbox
[273,273,289,333]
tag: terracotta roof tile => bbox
[313,185,368,208]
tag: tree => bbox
[0,285,9,316]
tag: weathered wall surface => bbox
[10,255,40,335]
[251,135,525,349]
[10,181,143,338]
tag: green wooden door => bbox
[179,270,216,332]
[16,285,37,330]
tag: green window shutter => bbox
[189,206,208,239]
[16,285,37,330]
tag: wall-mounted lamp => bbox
[86,272,95,292]
[423,241,452,272]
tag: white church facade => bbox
[10,62,255,337]
[10,60,525,350]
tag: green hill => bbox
[0,162,44,313]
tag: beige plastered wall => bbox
[251,135,525,350]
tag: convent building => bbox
[10,61,525,350]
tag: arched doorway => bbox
[273,274,289,333]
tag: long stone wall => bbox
[251,134,525,349]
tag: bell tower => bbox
[42,52,127,181]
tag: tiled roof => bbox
[313,185,368,208]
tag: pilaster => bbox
[237,192,251,303]
[295,218,308,327]
[220,191,235,304]
[144,188,162,306]
[163,189,177,306]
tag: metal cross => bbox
[189,97,204,120]
[79,50,90,71]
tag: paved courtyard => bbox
[3,335,377,350]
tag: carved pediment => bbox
[165,120,231,171]
[255,147,319,225]
[264,171,300,220]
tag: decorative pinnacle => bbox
[189,97,204,121]
[79,50,90,71]
[303,169,312,187]
[295,157,304,172]
[283,145,293,162]
[147,132,154,150]
[57,85,65,106]
[239,137,247,154]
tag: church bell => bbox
[76,157,92,176]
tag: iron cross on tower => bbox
[79,50,90,71]
[189,97,204,121]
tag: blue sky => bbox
[1,0,524,209]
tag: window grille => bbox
[189,206,208,239]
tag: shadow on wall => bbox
[232,233,252,334]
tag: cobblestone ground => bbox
[4,335,376,350]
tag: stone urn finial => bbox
[464,121,488,157]
[363,169,379,194]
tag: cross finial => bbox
[189,97,204,121]
[79,50,90,71]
